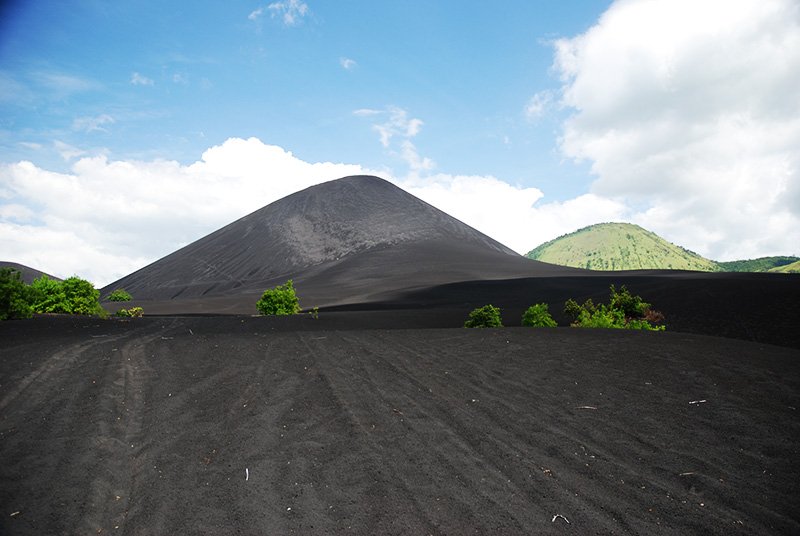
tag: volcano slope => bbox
[1,315,798,535]
[101,175,578,313]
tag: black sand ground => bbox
[1,315,798,535]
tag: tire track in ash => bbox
[0,322,152,535]
[324,330,573,533]
[296,330,577,533]
[292,332,443,535]
[78,321,175,535]
[126,333,308,534]
[367,329,800,535]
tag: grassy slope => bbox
[525,223,719,271]
[718,256,800,272]
[769,259,800,273]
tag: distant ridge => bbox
[103,175,576,310]
[0,261,61,284]
[525,223,718,271]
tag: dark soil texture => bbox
[2,315,798,535]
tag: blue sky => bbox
[1,0,799,285]
[1,1,607,194]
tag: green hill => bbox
[717,256,800,273]
[525,223,718,271]
[768,260,800,273]
[525,223,798,272]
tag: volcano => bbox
[103,175,576,312]
[101,175,799,349]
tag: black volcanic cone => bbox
[0,261,61,284]
[103,175,575,311]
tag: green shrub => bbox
[521,303,557,327]
[29,275,106,317]
[564,297,596,323]
[567,285,665,331]
[0,268,33,320]
[464,304,503,328]
[116,306,143,318]
[28,275,67,313]
[106,288,133,301]
[256,280,301,316]
[62,277,104,315]
[574,304,625,328]
[609,285,649,317]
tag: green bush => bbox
[609,285,649,317]
[28,275,67,313]
[106,288,133,301]
[574,304,625,328]
[521,303,557,327]
[116,306,144,318]
[464,304,503,328]
[256,280,301,316]
[0,268,33,320]
[567,285,665,331]
[28,275,106,317]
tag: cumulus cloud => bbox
[398,175,626,255]
[0,138,367,285]
[552,0,800,259]
[0,137,631,286]
[130,72,154,86]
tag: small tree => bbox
[464,304,503,328]
[0,268,33,320]
[521,303,557,327]
[256,280,301,316]
[106,288,133,301]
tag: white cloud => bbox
[130,72,154,86]
[552,0,800,260]
[398,175,626,255]
[0,138,368,286]
[340,57,357,70]
[352,108,381,117]
[34,72,99,95]
[267,0,309,26]
[356,106,433,175]
[1,137,633,286]
[72,114,115,133]
[248,7,265,20]
[53,140,86,160]
[524,90,554,120]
